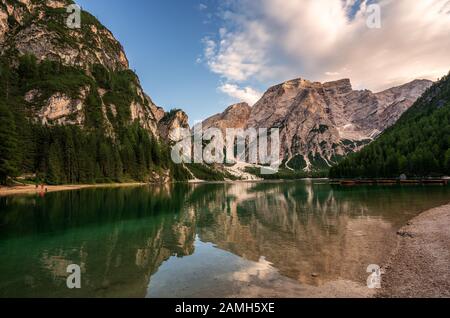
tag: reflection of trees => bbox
[0,184,191,239]
[0,185,198,297]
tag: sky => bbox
[75,0,450,124]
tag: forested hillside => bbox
[0,0,191,185]
[329,73,450,178]
[0,55,186,185]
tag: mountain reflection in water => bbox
[0,181,449,297]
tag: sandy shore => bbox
[0,182,147,197]
[257,201,450,299]
[378,202,450,298]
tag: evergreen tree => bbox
[445,149,450,175]
[0,53,193,185]
[47,143,63,185]
[17,54,38,84]
[0,101,18,184]
[330,73,450,178]
[113,147,123,181]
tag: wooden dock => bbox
[331,179,449,186]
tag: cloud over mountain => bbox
[202,0,450,101]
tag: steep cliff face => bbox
[243,78,432,170]
[330,73,450,178]
[0,0,189,184]
[374,80,434,131]
[158,109,190,141]
[205,78,432,171]
[202,102,251,135]
[0,0,166,138]
[1,0,128,70]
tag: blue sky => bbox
[75,0,450,124]
[76,0,231,123]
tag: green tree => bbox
[18,54,38,84]
[330,73,450,179]
[47,143,63,185]
[445,149,450,175]
[0,102,18,184]
[113,147,123,181]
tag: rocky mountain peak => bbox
[1,0,129,70]
[323,78,353,94]
[267,78,316,94]
[158,109,190,141]
[0,0,182,143]
[210,77,433,171]
[202,102,251,134]
[225,102,251,113]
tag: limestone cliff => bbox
[202,102,251,135]
[276,78,431,170]
[158,109,190,142]
[1,0,128,70]
[0,0,170,138]
[206,78,432,171]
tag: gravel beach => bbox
[378,203,450,298]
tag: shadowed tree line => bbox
[0,55,190,185]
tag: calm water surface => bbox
[0,181,449,297]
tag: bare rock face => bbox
[0,0,128,70]
[213,78,433,170]
[1,0,174,140]
[151,104,166,123]
[45,0,66,9]
[126,88,162,137]
[38,87,88,125]
[375,80,433,131]
[158,110,190,142]
[145,94,165,123]
[130,100,158,135]
[149,169,171,184]
[0,6,8,42]
[202,102,251,135]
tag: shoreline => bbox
[0,182,147,197]
[378,202,450,298]
[3,177,447,196]
[0,179,326,196]
[187,178,328,185]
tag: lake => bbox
[0,181,449,298]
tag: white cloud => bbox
[218,83,262,105]
[203,20,271,82]
[203,0,450,93]
[202,37,216,60]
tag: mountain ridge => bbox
[330,73,450,178]
[203,77,433,171]
[0,0,193,184]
